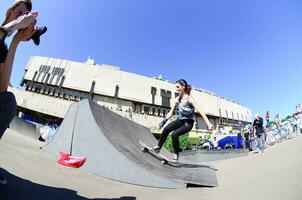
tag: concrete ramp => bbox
[10,117,39,140]
[43,100,217,188]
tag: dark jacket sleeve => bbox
[0,37,8,63]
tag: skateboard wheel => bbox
[161,160,167,165]
[141,147,148,152]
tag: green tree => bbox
[281,115,292,122]
[164,134,191,153]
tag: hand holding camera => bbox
[5,11,47,46]
[12,11,38,32]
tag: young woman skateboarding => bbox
[153,79,213,161]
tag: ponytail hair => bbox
[176,79,191,95]
[186,85,192,95]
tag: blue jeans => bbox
[256,134,265,151]
[266,119,270,127]
[0,92,17,139]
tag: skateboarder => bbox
[0,0,42,185]
[153,79,213,161]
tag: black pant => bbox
[0,92,17,139]
[158,118,194,155]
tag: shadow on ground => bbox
[0,169,136,200]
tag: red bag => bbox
[58,152,86,168]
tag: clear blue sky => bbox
[1,0,302,120]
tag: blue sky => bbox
[1,0,302,120]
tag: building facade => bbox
[14,56,252,133]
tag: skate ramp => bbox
[180,149,249,163]
[10,117,39,140]
[43,100,217,188]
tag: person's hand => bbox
[158,118,168,131]
[13,23,37,42]
[10,11,38,32]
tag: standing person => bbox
[292,116,298,133]
[295,104,301,116]
[243,126,250,150]
[275,114,281,128]
[265,111,270,128]
[253,113,265,153]
[153,79,213,161]
[248,126,255,151]
[212,137,218,149]
[0,0,39,185]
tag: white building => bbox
[12,56,252,134]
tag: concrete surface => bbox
[1,129,302,200]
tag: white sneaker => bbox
[173,154,179,162]
[152,145,160,153]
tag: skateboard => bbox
[139,140,175,165]
[138,140,218,170]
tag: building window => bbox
[52,67,58,75]
[59,76,65,88]
[55,75,61,86]
[40,86,44,94]
[44,87,49,95]
[45,74,50,84]
[144,106,150,114]
[49,74,55,85]
[59,92,64,98]
[59,68,65,75]
[36,71,42,82]
[64,93,70,100]
[151,87,157,95]
[167,91,171,98]
[32,71,38,82]
[49,88,54,96]
[38,65,43,72]
[162,97,170,107]
[151,87,157,105]
[54,89,59,97]
[41,72,47,83]
[161,89,171,107]
[46,65,51,73]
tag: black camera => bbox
[20,11,48,46]
[31,26,47,46]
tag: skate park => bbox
[1,98,302,199]
[1,1,302,200]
